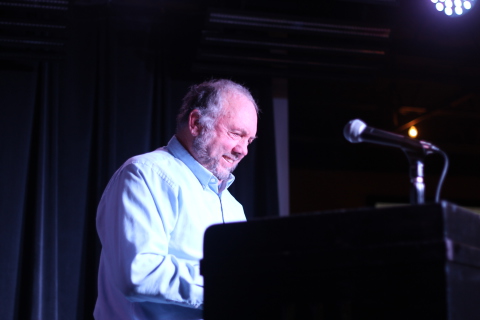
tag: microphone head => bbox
[344,119,367,143]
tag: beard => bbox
[192,129,238,181]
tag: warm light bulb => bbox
[408,126,418,138]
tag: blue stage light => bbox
[431,0,475,16]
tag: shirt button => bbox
[211,178,216,183]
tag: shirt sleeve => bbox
[96,161,203,309]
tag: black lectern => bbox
[201,202,480,320]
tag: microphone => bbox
[343,119,439,154]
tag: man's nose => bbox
[233,139,249,157]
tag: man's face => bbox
[193,92,258,181]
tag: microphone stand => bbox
[404,150,426,205]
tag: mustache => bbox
[224,153,241,161]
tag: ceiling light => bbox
[431,0,475,16]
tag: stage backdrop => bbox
[0,4,278,320]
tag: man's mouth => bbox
[222,155,236,164]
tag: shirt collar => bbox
[166,136,235,192]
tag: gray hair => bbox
[176,79,259,133]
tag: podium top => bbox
[202,201,480,275]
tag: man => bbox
[94,79,258,320]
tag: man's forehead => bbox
[222,92,256,114]
[216,105,257,137]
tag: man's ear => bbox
[188,109,202,136]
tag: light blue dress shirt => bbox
[94,136,246,320]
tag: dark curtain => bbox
[0,3,278,320]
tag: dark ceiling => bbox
[3,0,480,179]
[154,0,480,177]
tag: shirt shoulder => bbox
[112,147,192,189]
[128,147,178,170]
